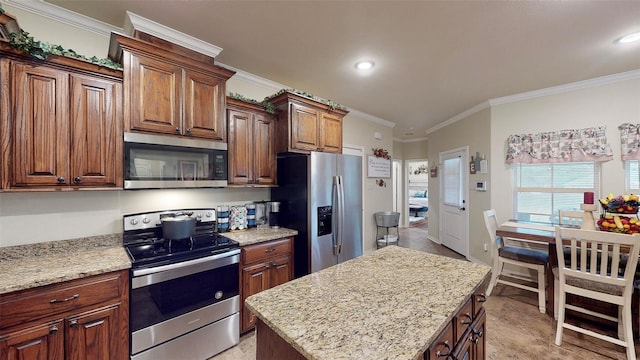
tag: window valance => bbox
[506,126,613,164]
[618,123,640,160]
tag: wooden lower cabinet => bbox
[426,285,487,360]
[240,238,293,333]
[0,270,129,360]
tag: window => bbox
[513,162,599,223]
[625,160,640,194]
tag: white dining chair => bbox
[558,210,584,227]
[483,209,549,313]
[554,226,639,360]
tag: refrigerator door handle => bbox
[336,175,345,255]
[332,176,340,256]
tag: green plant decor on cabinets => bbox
[228,92,276,115]
[0,4,121,70]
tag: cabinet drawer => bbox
[454,298,474,343]
[242,238,292,264]
[0,271,124,330]
[426,320,454,360]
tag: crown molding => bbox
[3,0,120,36]
[124,11,222,58]
[221,63,396,128]
[393,136,428,143]
[427,68,640,134]
[218,63,285,92]
[426,101,490,135]
[346,108,395,128]
[489,68,640,106]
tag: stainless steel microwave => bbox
[124,132,228,189]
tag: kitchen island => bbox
[245,245,491,360]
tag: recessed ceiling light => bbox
[615,31,640,44]
[355,61,374,70]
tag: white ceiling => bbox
[41,0,640,140]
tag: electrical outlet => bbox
[483,243,488,251]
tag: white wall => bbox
[490,77,640,226]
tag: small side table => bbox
[374,211,400,248]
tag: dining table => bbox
[496,220,558,317]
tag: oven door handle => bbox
[132,249,240,289]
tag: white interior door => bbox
[439,147,469,257]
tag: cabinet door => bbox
[66,304,120,360]
[11,62,69,187]
[241,262,270,332]
[269,256,293,288]
[318,111,342,153]
[69,75,121,187]
[184,70,226,141]
[290,103,319,152]
[128,53,182,136]
[227,108,253,185]
[471,309,486,360]
[0,320,64,360]
[253,113,276,185]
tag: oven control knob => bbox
[214,291,223,300]
[142,217,150,224]
[130,218,139,225]
[205,211,213,218]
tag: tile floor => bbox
[211,226,639,360]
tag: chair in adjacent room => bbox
[554,226,639,360]
[483,209,549,313]
[558,210,584,227]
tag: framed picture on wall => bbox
[367,156,391,178]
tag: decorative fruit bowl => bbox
[599,194,639,214]
[597,215,640,234]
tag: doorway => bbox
[406,159,429,229]
[438,147,469,257]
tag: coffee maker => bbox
[267,201,281,228]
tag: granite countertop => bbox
[0,234,131,295]
[245,246,491,360]
[223,227,298,246]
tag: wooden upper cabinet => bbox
[0,44,123,191]
[10,62,69,188]
[70,74,121,187]
[110,32,234,142]
[129,54,182,135]
[269,91,348,154]
[319,111,343,153]
[226,98,276,186]
[184,70,226,140]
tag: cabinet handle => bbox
[49,325,58,335]
[436,340,451,357]
[471,328,484,344]
[265,248,276,253]
[57,176,65,183]
[255,178,260,184]
[461,313,473,325]
[186,128,192,134]
[50,293,79,304]
[476,294,487,303]
[74,176,81,183]
[84,319,105,328]
[176,127,181,133]
[69,319,78,328]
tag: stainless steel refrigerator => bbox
[271,152,363,278]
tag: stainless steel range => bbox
[123,209,240,360]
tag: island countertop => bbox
[245,245,491,360]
